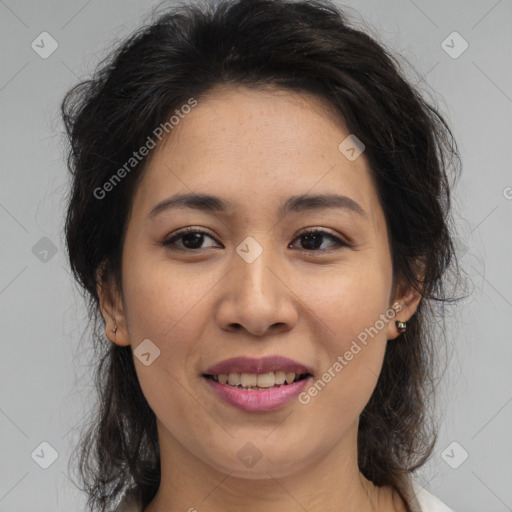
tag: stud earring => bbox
[112,325,118,334]
[395,320,407,333]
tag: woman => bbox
[61,0,461,510]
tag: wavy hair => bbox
[61,0,461,510]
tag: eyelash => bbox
[161,226,350,254]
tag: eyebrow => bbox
[147,192,366,219]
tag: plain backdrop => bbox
[1,1,511,511]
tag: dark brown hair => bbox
[61,0,461,510]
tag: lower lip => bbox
[203,376,312,412]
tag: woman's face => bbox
[104,85,412,479]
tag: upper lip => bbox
[203,356,313,376]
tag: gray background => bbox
[1,0,511,511]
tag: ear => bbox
[96,263,130,347]
[387,276,423,341]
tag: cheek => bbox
[121,247,213,343]
[121,255,214,437]
[120,251,225,417]
[306,259,392,341]
[300,260,392,407]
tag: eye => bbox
[161,227,350,253]
[162,227,221,251]
[289,228,349,252]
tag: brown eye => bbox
[162,227,349,253]
[289,229,349,252]
[162,228,221,251]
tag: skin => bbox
[98,85,421,512]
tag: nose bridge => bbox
[216,233,297,335]
[234,234,278,305]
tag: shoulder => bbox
[410,478,456,512]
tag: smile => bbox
[204,371,310,389]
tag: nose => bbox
[215,240,299,337]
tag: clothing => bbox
[113,477,456,512]
[409,478,456,512]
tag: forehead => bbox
[169,84,350,153]
[132,85,379,222]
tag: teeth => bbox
[212,371,305,389]
[256,372,275,388]
[274,370,286,385]
[228,373,240,386]
[240,373,257,387]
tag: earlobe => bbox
[108,321,130,346]
[96,266,131,347]
[387,282,422,340]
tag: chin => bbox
[202,443,314,480]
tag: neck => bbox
[144,420,396,512]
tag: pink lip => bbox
[203,375,313,411]
[203,355,313,376]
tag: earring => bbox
[112,325,118,334]
[395,320,407,333]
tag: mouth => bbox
[201,355,314,411]
[202,371,312,390]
